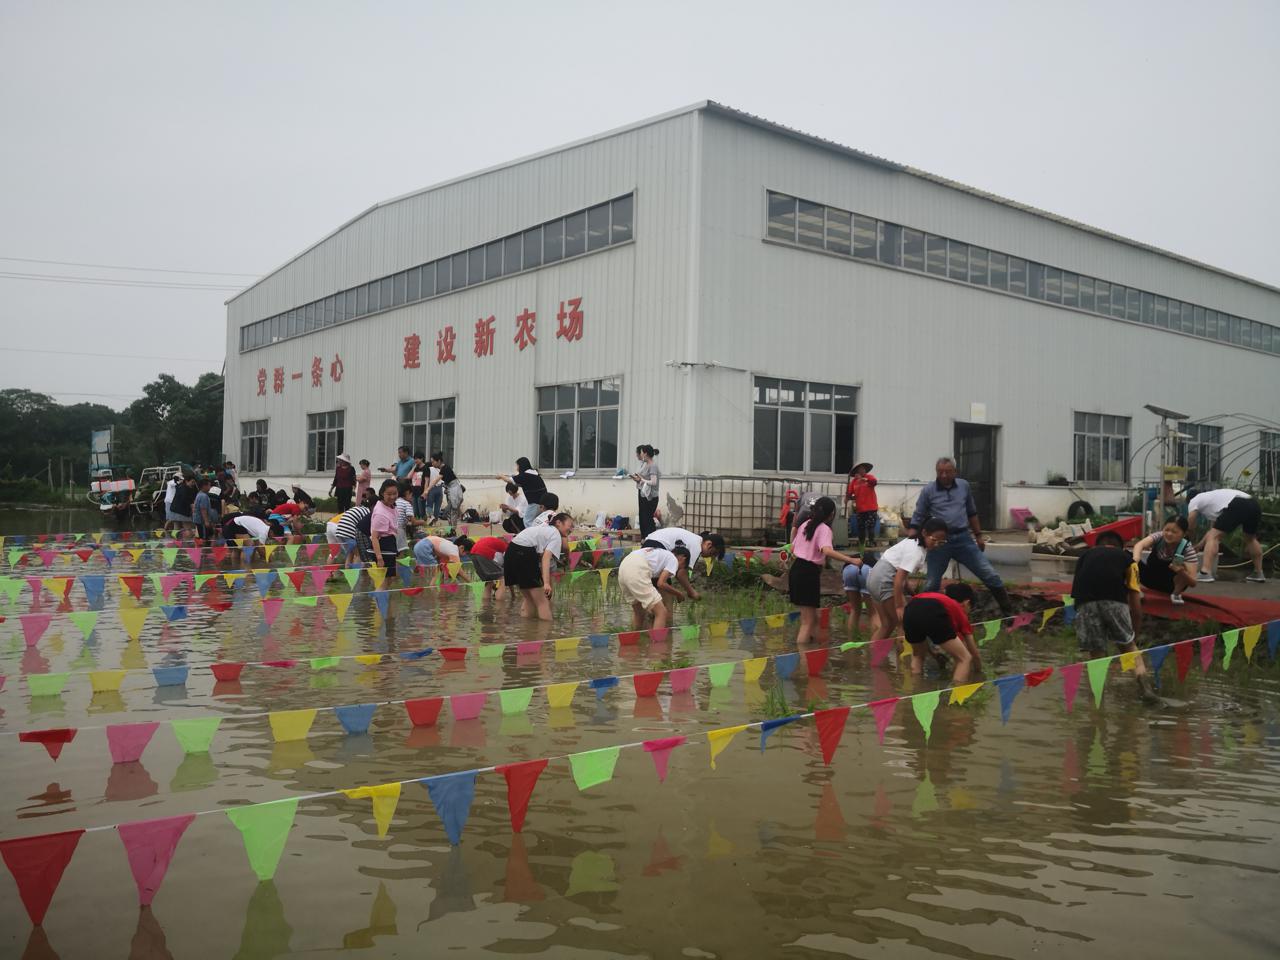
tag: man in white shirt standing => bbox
[1186,487,1266,583]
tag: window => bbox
[1073,412,1130,483]
[989,251,1008,290]
[1008,257,1027,295]
[968,247,988,286]
[797,200,825,249]
[522,226,543,268]
[903,228,925,271]
[878,221,902,266]
[753,376,857,474]
[306,411,345,473]
[852,215,876,259]
[400,398,456,465]
[467,247,484,286]
[587,203,611,252]
[1261,432,1280,491]
[536,379,619,471]
[543,218,564,263]
[1177,422,1222,483]
[1062,272,1078,308]
[485,240,503,281]
[825,208,851,255]
[610,194,633,244]
[767,192,796,242]
[925,235,947,276]
[1045,267,1062,303]
[1027,262,1045,299]
[240,420,268,473]
[1077,276,1093,311]
[947,240,968,280]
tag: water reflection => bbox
[424,847,475,922]
[501,834,545,903]
[341,882,397,948]
[105,760,158,802]
[170,752,218,792]
[128,906,173,960]
[234,881,292,960]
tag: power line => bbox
[0,347,222,363]
[0,256,259,278]
[0,271,241,291]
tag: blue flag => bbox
[152,665,189,687]
[1147,645,1171,690]
[422,770,477,845]
[161,604,188,622]
[588,633,611,648]
[590,676,619,699]
[397,564,414,588]
[254,571,277,598]
[99,547,116,567]
[1268,621,1280,660]
[81,575,106,606]
[334,702,378,735]
[995,674,1026,724]
[775,651,800,681]
[759,715,801,752]
[400,648,433,661]
[740,618,757,635]
[372,590,390,618]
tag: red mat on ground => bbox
[1026,582,1280,628]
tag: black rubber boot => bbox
[991,585,1014,616]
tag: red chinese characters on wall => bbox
[253,354,343,398]
[310,356,323,387]
[513,308,537,351]
[330,354,343,382]
[436,325,456,364]
[272,367,285,394]
[257,368,267,396]
[403,334,421,369]
[556,297,583,341]
[474,316,495,357]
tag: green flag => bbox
[1085,657,1111,708]
[161,547,179,568]
[707,662,735,687]
[291,595,319,607]
[0,577,22,604]
[67,611,99,639]
[680,625,700,642]
[227,798,299,881]
[310,656,341,671]
[6,551,24,568]
[285,544,300,563]
[498,686,535,715]
[342,569,361,590]
[478,644,505,661]
[911,689,941,742]
[1221,629,1240,670]
[981,620,1000,644]
[569,746,621,791]
[27,672,68,697]
[194,574,216,591]
[171,716,222,753]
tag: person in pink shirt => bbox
[370,479,400,568]
[788,496,863,646]
[354,459,372,505]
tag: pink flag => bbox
[668,666,697,693]
[450,692,487,721]
[1059,661,1084,714]
[159,574,183,599]
[118,814,195,906]
[304,543,320,560]
[568,552,581,570]
[107,722,160,764]
[869,637,894,668]
[261,598,285,626]
[309,568,330,593]
[1198,635,1216,673]
[649,627,670,644]
[868,697,898,744]
[20,613,53,649]
[26,576,45,598]
[760,549,774,563]
[37,550,57,567]
[643,736,686,783]
[184,547,202,567]
[515,641,542,657]
[1011,612,1035,629]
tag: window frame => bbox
[400,397,457,466]
[535,378,622,473]
[239,419,269,474]
[305,410,345,474]
[1072,412,1131,484]
[752,376,858,476]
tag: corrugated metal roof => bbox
[228,100,1280,305]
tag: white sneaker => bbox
[1196,571,1215,583]
[1245,573,1267,583]
[1170,593,1185,605]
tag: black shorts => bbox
[788,557,822,607]
[1214,496,1261,535]
[471,554,504,582]
[503,543,542,589]
[1138,555,1177,593]
[903,598,957,647]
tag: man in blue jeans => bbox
[905,457,1013,614]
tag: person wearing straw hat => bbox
[844,461,879,546]
[330,452,356,511]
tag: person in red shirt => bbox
[459,535,509,597]
[902,583,982,683]
[844,462,879,546]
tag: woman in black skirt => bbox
[504,512,575,621]
[788,497,862,646]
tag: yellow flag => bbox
[765,613,786,628]
[598,568,610,589]
[949,682,983,705]
[546,681,578,708]
[708,622,730,638]
[742,657,768,685]
[1242,624,1262,661]
[90,669,127,693]
[900,638,912,656]
[263,544,278,560]
[355,654,381,666]
[1038,608,1057,632]
[708,725,749,769]
[446,562,461,581]
[555,637,580,658]
[223,572,244,588]
[127,549,145,563]
[330,593,353,622]
[1119,651,1139,672]
[367,566,386,589]
[343,782,401,838]
[119,607,148,641]
[703,557,714,576]
[269,708,318,742]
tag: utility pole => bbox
[1143,404,1189,535]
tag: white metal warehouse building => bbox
[223,101,1280,532]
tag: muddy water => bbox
[1,573,1277,959]
[0,508,111,538]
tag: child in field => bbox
[902,582,982,684]
[618,544,690,631]
[1072,530,1157,700]
[788,496,864,646]
[504,512,575,621]
[866,519,949,644]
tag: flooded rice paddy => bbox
[1,519,1278,958]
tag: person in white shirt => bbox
[642,527,727,602]
[504,513,575,621]
[1186,488,1266,583]
[865,519,948,644]
[499,482,529,533]
[618,545,690,631]
[162,474,179,533]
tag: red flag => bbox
[120,576,144,600]
[818,607,831,628]
[328,543,342,560]
[438,647,467,661]
[210,662,245,682]
[496,759,548,833]
[632,671,665,698]
[815,706,851,765]
[404,697,444,727]
[403,586,424,597]
[19,728,77,761]
[74,549,93,563]
[1174,640,1194,682]
[285,571,307,593]
[1059,662,1083,714]
[118,814,194,906]
[1024,668,1054,688]
[618,631,642,646]
[868,697,898,744]
[211,546,228,563]
[0,829,84,925]
[643,736,685,783]
[206,600,232,613]
[804,648,830,676]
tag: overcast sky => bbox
[1,0,1276,406]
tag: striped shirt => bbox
[334,507,370,543]
[395,498,415,551]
